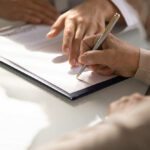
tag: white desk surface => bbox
[0,20,150,149]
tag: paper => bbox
[0,24,115,94]
[0,87,49,150]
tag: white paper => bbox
[0,87,49,150]
[0,24,115,94]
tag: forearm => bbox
[89,101,150,150]
[33,101,150,150]
[33,119,129,150]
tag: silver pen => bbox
[77,13,120,78]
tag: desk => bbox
[0,20,150,149]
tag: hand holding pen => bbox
[77,13,120,78]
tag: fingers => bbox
[12,8,41,24]
[47,15,65,38]
[28,9,53,25]
[62,19,76,54]
[69,23,87,66]
[101,34,116,49]
[80,33,115,56]
[96,22,105,34]
[85,22,105,37]
[29,0,59,23]
[15,8,51,24]
[79,50,113,66]
[80,22,105,56]
[85,27,97,37]
[15,0,59,25]
[33,0,59,14]
[80,34,101,55]
[88,65,114,76]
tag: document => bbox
[0,25,119,99]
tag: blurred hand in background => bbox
[0,0,59,25]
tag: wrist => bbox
[95,0,120,21]
[86,0,123,22]
[103,0,119,21]
[130,47,140,77]
[106,0,127,23]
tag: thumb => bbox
[80,34,101,55]
[79,50,111,66]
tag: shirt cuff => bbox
[111,0,140,27]
[135,49,150,85]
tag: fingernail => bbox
[79,55,87,64]
[47,29,56,37]
[79,55,85,63]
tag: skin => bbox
[33,94,150,150]
[47,0,123,67]
[79,34,140,77]
[108,93,150,115]
[0,0,59,25]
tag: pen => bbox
[77,13,120,78]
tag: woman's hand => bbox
[79,34,140,77]
[0,0,59,25]
[47,0,122,67]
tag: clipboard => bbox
[0,25,126,100]
[0,56,125,100]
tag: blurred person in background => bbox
[0,0,59,25]
[0,0,84,25]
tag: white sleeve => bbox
[111,0,140,27]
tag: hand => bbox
[32,95,150,150]
[0,0,59,25]
[47,0,122,67]
[108,93,150,115]
[79,34,140,77]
